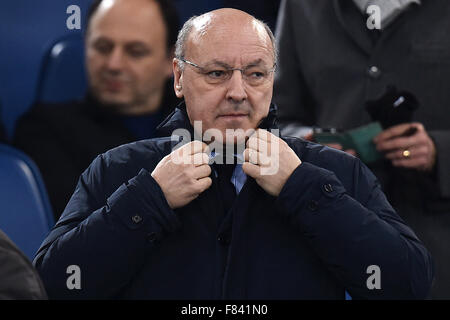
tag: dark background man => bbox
[13,0,181,219]
[273,0,450,298]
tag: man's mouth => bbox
[104,80,124,91]
[218,113,248,119]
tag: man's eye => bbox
[127,47,149,58]
[246,70,265,78]
[207,70,227,78]
[94,42,113,55]
[252,72,265,78]
[129,50,147,58]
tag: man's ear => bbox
[173,58,184,98]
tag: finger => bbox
[253,150,271,166]
[183,140,209,155]
[378,129,432,153]
[247,135,257,150]
[376,135,417,152]
[373,123,412,143]
[242,161,260,178]
[374,123,425,143]
[254,129,274,142]
[195,176,213,194]
[243,148,249,162]
[243,148,260,164]
[247,135,270,154]
[192,164,212,179]
[249,149,260,164]
[384,145,428,161]
[192,152,210,166]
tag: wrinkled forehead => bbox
[187,14,274,65]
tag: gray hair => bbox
[175,14,278,71]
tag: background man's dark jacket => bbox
[274,0,450,298]
[0,229,47,299]
[13,83,178,219]
[34,105,433,299]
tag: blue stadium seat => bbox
[0,144,54,260]
[36,34,87,103]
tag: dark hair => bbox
[85,0,180,52]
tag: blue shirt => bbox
[209,151,247,194]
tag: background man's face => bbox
[86,0,173,113]
[174,14,275,144]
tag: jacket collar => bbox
[156,101,279,138]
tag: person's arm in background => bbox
[273,0,357,156]
[273,0,317,138]
[375,122,450,200]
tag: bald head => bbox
[86,0,180,52]
[172,8,277,145]
[175,8,277,70]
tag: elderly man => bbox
[34,8,433,300]
[13,0,180,219]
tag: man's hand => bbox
[242,129,302,196]
[374,122,436,171]
[151,141,212,209]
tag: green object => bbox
[314,122,383,164]
[313,131,351,149]
[346,122,383,163]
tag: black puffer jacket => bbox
[0,229,47,299]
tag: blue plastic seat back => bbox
[0,144,54,260]
[36,34,87,103]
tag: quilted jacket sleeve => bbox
[276,146,434,299]
[33,153,181,299]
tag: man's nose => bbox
[225,70,248,103]
[105,48,125,71]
